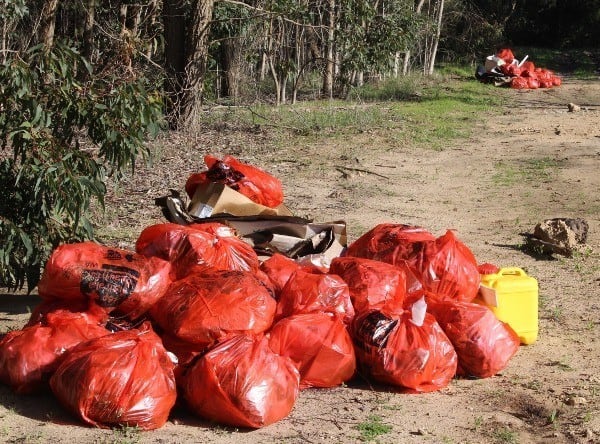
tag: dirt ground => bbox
[1,78,599,444]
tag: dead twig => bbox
[335,165,390,180]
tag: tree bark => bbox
[39,0,60,48]
[322,0,335,99]
[163,0,187,128]
[82,0,96,63]
[427,0,444,75]
[179,0,215,128]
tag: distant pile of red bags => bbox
[496,48,562,89]
[0,156,522,431]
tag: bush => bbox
[0,42,164,291]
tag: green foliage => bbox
[0,42,163,291]
[355,415,392,442]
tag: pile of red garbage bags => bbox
[481,48,562,89]
[0,223,521,431]
[0,157,521,430]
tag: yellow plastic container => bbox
[476,267,538,345]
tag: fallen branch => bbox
[335,165,390,180]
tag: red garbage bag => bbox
[136,223,259,279]
[269,312,356,389]
[185,155,284,208]
[150,270,276,348]
[329,256,406,316]
[135,223,193,262]
[50,325,176,430]
[159,332,207,381]
[259,253,301,296]
[181,334,299,428]
[37,242,171,320]
[0,310,108,394]
[527,77,540,89]
[428,300,520,378]
[276,268,355,325]
[181,223,259,276]
[552,76,562,86]
[511,77,529,89]
[416,230,480,303]
[25,299,93,327]
[352,303,457,392]
[520,61,535,74]
[496,48,515,64]
[346,224,435,267]
[501,64,522,77]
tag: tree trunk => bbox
[403,0,426,75]
[179,0,215,128]
[163,0,187,128]
[218,37,241,100]
[82,0,95,63]
[427,0,444,75]
[39,0,60,48]
[322,0,335,99]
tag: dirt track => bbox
[1,78,599,444]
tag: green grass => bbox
[493,157,562,186]
[196,69,505,152]
[107,425,142,444]
[491,426,518,444]
[355,415,393,442]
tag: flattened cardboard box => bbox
[162,182,346,262]
[188,182,293,218]
[207,215,347,262]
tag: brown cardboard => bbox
[187,183,293,218]
[200,215,347,262]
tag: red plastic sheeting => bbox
[269,312,356,389]
[181,334,299,428]
[0,310,108,394]
[185,155,284,208]
[37,242,171,320]
[150,269,276,348]
[49,326,177,430]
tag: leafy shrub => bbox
[0,42,163,291]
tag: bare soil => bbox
[1,78,600,444]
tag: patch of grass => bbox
[473,415,484,431]
[348,75,422,102]
[493,157,562,186]
[523,379,543,391]
[109,425,141,444]
[550,357,574,371]
[548,306,563,322]
[491,426,518,444]
[196,71,505,151]
[355,415,393,442]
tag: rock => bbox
[565,396,587,406]
[524,217,589,257]
[568,103,581,112]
